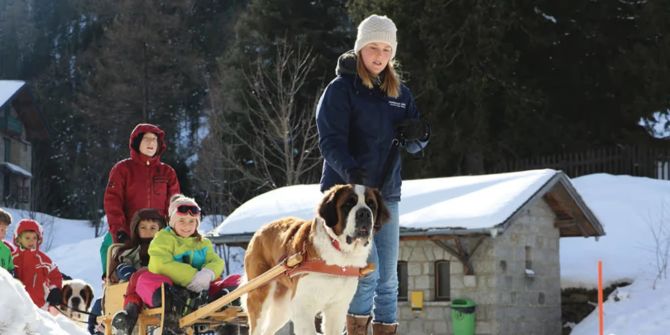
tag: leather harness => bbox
[281,221,372,278]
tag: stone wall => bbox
[397,199,561,335]
[491,199,561,335]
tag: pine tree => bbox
[348,0,551,175]
[349,0,670,177]
[73,0,202,219]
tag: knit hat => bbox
[168,194,201,228]
[354,15,398,59]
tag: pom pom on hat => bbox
[354,14,398,59]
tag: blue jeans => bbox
[348,201,399,323]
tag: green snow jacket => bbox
[148,227,224,287]
[0,241,13,272]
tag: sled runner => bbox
[97,243,304,334]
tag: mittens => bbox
[116,263,137,282]
[345,168,367,185]
[395,118,430,142]
[115,231,129,244]
[186,268,215,292]
[47,287,62,307]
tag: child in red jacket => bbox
[12,219,63,309]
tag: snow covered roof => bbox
[1,162,32,178]
[210,169,604,244]
[0,80,48,140]
[0,80,25,108]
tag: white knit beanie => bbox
[168,194,201,228]
[354,15,398,59]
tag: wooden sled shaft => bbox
[180,253,303,328]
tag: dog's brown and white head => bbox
[61,279,94,319]
[317,184,389,254]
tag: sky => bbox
[1,171,669,334]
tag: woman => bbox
[90,123,181,333]
[315,14,429,335]
[104,123,181,244]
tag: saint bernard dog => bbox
[61,279,95,322]
[242,184,389,335]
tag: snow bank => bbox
[0,268,88,334]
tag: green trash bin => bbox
[451,298,476,335]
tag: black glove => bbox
[395,118,431,142]
[345,168,366,185]
[116,230,129,243]
[47,287,62,307]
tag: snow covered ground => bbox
[0,173,669,334]
[0,268,88,334]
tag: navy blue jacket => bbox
[316,51,428,201]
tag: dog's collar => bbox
[330,237,341,252]
[321,219,343,252]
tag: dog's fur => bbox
[242,184,389,335]
[61,279,94,321]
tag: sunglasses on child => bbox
[176,205,200,215]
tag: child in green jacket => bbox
[0,208,13,273]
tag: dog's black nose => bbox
[356,208,371,222]
[71,297,81,308]
[355,208,372,237]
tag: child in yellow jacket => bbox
[131,194,233,334]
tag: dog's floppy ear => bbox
[81,285,94,309]
[373,188,390,232]
[318,185,344,227]
[61,284,72,305]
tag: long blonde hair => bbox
[356,53,401,98]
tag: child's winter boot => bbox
[186,290,209,311]
[161,286,189,335]
[111,303,139,335]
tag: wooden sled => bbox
[98,244,304,334]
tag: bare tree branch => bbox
[195,39,323,214]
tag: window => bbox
[397,261,408,301]
[18,178,29,203]
[435,260,451,301]
[3,173,8,200]
[525,246,532,270]
[4,138,10,162]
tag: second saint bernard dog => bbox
[61,279,95,322]
[242,184,389,335]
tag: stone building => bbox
[211,169,605,335]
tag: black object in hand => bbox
[396,118,430,142]
[116,231,129,243]
[346,168,366,185]
[47,287,62,306]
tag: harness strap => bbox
[51,305,91,324]
[284,259,363,278]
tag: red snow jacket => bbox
[103,124,180,242]
[12,219,63,308]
